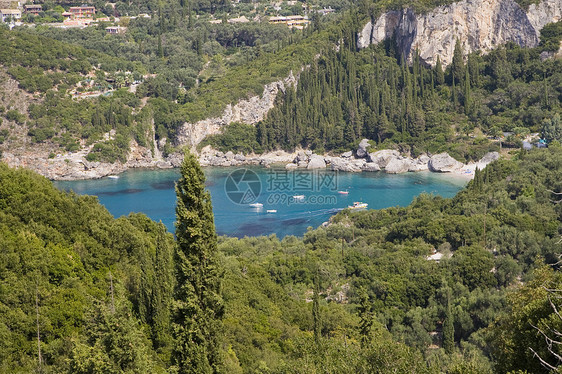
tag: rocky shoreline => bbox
[199,139,500,178]
[2,138,499,181]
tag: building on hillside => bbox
[68,5,95,18]
[268,15,309,28]
[24,4,42,15]
[317,7,335,16]
[0,8,21,22]
[105,25,126,34]
[228,15,249,23]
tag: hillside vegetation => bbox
[1,145,561,372]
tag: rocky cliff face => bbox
[175,71,298,148]
[358,0,562,66]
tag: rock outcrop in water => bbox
[358,0,562,66]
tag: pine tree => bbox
[172,151,224,374]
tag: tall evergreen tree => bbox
[442,285,454,354]
[357,287,373,348]
[451,39,464,85]
[434,56,445,86]
[464,68,471,116]
[312,271,322,347]
[152,225,174,352]
[157,33,164,58]
[172,151,224,374]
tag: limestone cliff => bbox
[358,0,562,66]
[175,71,298,148]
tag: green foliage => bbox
[199,122,263,154]
[1,144,561,373]
[541,113,562,143]
[5,109,26,125]
[172,151,224,373]
[0,163,174,372]
[491,266,562,373]
[540,21,562,52]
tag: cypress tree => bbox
[452,73,458,108]
[357,287,373,348]
[172,151,224,374]
[464,68,471,116]
[451,39,464,85]
[157,33,163,58]
[443,293,454,354]
[434,56,445,86]
[467,53,480,88]
[312,271,321,347]
[152,225,174,351]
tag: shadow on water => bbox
[236,223,272,237]
[151,181,176,190]
[97,188,144,196]
[282,218,309,226]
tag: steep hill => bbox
[1,145,561,372]
[358,0,562,66]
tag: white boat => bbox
[266,209,277,213]
[249,203,263,208]
[338,190,349,195]
[293,195,305,200]
[348,202,368,210]
[107,175,119,179]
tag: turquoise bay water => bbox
[54,167,468,238]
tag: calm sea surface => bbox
[54,167,468,238]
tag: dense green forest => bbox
[1,145,561,372]
[3,2,561,163]
[205,34,562,160]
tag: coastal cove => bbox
[54,166,468,238]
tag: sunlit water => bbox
[54,167,468,238]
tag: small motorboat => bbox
[338,190,349,195]
[249,203,263,208]
[107,175,120,179]
[293,195,305,200]
[348,202,368,210]
[266,209,277,213]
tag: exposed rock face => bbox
[358,0,562,66]
[368,150,400,168]
[362,162,381,172]
[2,140,182,180]
[175,71,298,148]
[385,157,411,174]
[428,153,464,172]
[408,154,430,172]
[307,154,327,169]
[328,157,363,172]
[356,139,371,158]
[478,151,500,165]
